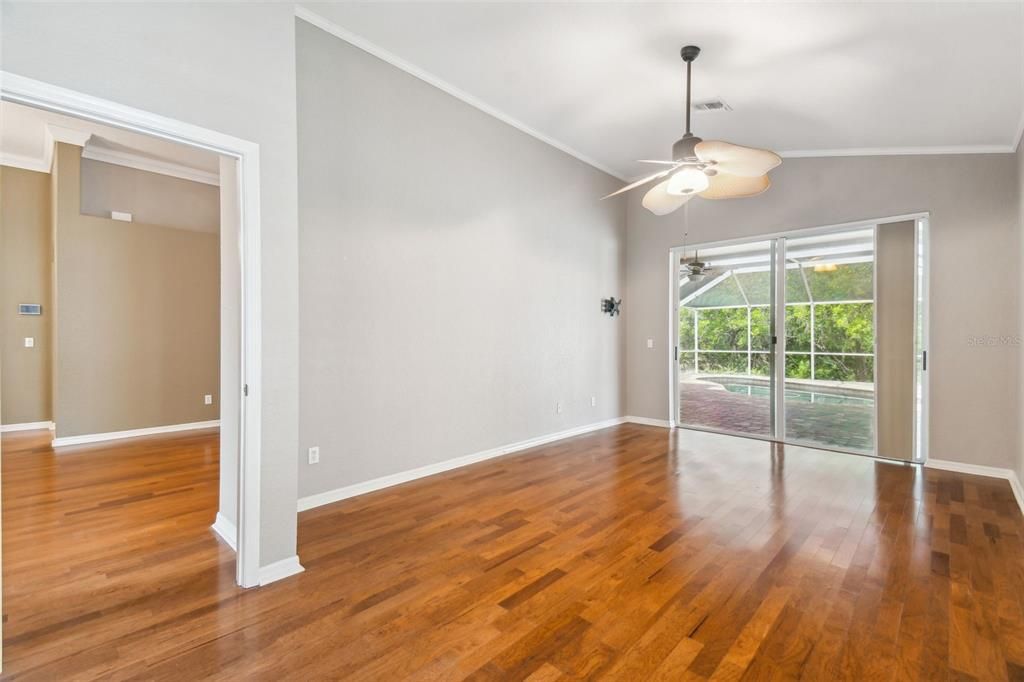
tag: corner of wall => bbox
[1017,136,1024,484]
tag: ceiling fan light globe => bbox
[687,273,706,283]
[667,167,710,196]
[642,179,696,215]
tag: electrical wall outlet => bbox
[24,337,34,348]
[308,446,320,464]
[591,396,597,407]
[647,338,654,349]
[556,402,563,414]
[204,394,213,405]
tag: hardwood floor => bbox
[3,423,1024,680]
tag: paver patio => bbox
[679,379,874,454]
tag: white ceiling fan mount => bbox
[603,45,781,216]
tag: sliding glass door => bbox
[676,221,924,461]
[781,230,876,454]
[677,240,775,439]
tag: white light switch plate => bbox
[24,337,34,348]
[646,338,654,349]
[204,394,213,405]
[308,446,320,464]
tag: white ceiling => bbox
[0,101,220,183]
[300,2,1024,180]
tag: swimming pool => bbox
[718,382,874,407]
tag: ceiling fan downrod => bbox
[675,45,702,161]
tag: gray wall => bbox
[627,153,1021,469]
[1018,138,1024,483]
[0,166,51,425]
[80,158,219,233]
[296,20,626,498]
[1,1,300,566]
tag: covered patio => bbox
[678,231,875,454]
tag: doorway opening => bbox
[671,215,928,462]
[0,72,264,589]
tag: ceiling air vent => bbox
[693,99,732,112]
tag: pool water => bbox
[720,382,874,407]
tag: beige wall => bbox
[875,220,916,460]
[51,143,219,438]
[296,20,626,499]
[626,153,1020,469]
[80,158,219,233]
[0,166,52,425]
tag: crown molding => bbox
[779,144,1015,158]
[0,151,50,173]
[2,124,55,172]
[294,5,627,182]
[1,125,218,185]
[47,123,91,147]
[81,145,219,186]
[624,143,1018,181]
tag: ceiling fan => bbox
[682,251,713,282]
[603,45,781,216]
[680,234,713,282]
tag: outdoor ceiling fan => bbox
[680,233,713,282]
[682,252,713,282]
[603,45,781,215]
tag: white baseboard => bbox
[1,421,55,433]
[925,458,1024,514]
[297,417,629,512]
[258,555,305,586]
[623,415,673,428]
[1011,475,1024,515]
[51,420,220,447]
[211,512,238,552]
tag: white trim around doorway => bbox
[0,71,264,589]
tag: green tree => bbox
[750,307,770,350]
[815,303,873,353]
[697,308,747,351]
[699,352,747,374]
[786,305,811,352]
[786,354,811,379]
[681,261,876,383]
[679,308,695,351]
